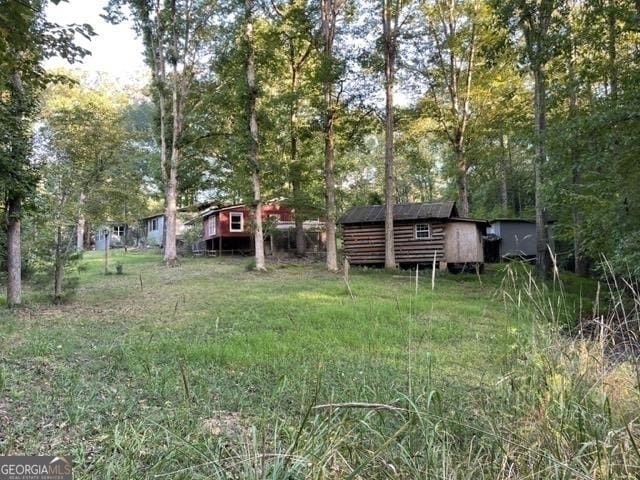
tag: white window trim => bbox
[415,223,431,239]
[230,212,244,232]
[150,218,158,232]
[207,216,217,236]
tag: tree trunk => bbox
[291,140,306,256]
[568,33,587,277]
[455,148,469,217]
[123,204,129,253]
[104,229,109,275]
[321,0,339,273]
[607,0,620,173]
[6,196,22,307]
[53,225,64,303]
[383,0,396,269]
[290,55,306,257]
[164,6,182,267]
[324,109,338,272]
[499,135,509,215]
[6,70,25,308]
[252,173,266,270]
[608,0,618,103]
[77,193,85,251]
[77,214,85,251]
[164,164,178,265]
[295,215,305,256]
[533,67,550,278]
[246,0,266,271]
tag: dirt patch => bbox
[201,411,251,438]
[0,399,9,428]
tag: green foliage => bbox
[180,223,204,252]
[0,0,95,204]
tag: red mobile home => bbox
[199,202,300,255]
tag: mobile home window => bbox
[230,212,244,232]
[415,224,431,239]
[150,218,158,232]
[112,225,125,237]
[207,216,217,236]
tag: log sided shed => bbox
[338,201,488,270]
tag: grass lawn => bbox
[0,251,583,478]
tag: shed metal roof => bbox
[490,218,535,224]
[338,201,458,225]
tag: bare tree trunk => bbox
[246,0,266,271]
[382,0,396,269]
[104,229,109,275]
[76,193,85,251]
[533,67,550,278]
[324,111,338,271]
[321,0,339,273]
[455,148,469,217]
[6,69,26,307]
[295,214,305,256]
[499,135,510,215]
[53,226,64,303]
[252,173,266,270]
[164,3,183,267]
[607,0,621,174]
[291,115,306,256]
[6,196,22,307]
[146,0,177,265]
[124,204,129,254]
[288,45,309,257]
[77,215,85,251]
[608,0,618,104]
[567,30,587,276]
[164,163,179,265]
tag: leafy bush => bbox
[181,224,204,254]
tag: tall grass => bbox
[5,255,640,478]
[170,263,640,479]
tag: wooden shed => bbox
[338,201,487,270]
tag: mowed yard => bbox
[0,251,522,478]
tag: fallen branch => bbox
[313,402,406,412]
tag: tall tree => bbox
[413,0,481,217]
[0,0,92,307]
[319,0,345,272]
[507,0,564,277]
[268,0,315,256]
[381,0,402,269]
[36,79,146,300]
[106,0,212,266]
[245,0,266,270]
